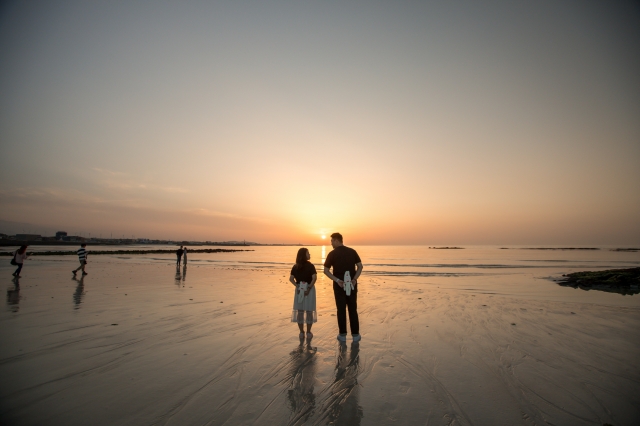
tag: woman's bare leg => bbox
[306,311,313,333]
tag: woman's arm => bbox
[289,274,297,286]
[305,274,317,295]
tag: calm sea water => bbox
[6,244,639,306]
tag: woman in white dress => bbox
[289,248,317,340]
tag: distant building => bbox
[15,234,42,241]
[56,231,68,240]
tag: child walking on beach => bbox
[289,248,317,340]
[72,244,88,276]
[11,245,29,277]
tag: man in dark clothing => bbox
[176,246,184,267]
[324,232,363,342]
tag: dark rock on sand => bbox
[556,268,640,295]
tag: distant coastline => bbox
[0,248,252,256]
[0,241,309,247]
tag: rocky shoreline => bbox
[556,267,640,295]
[0,248,252,256]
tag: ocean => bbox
[5,244,639,306]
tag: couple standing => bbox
[289,232,363,342]
[176,246,188,266]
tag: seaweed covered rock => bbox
[557,267,640,295]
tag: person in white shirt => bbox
[12,245,29,277]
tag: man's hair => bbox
[330,232,343,243]
[81,243,87,247]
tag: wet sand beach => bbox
[1,254,639,425]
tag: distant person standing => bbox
[176,246,184,267]
[11,245,29,277]
[324,233,363,342]
[72,244,88,276]
[183,246,188,265]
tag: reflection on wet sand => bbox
[72,276,85,309]
[285,341,318,425]
[175,264,187,286]
[321,342,363,426]
[2,260,637,425]
[175,265,182,285]
[6,277,20,313]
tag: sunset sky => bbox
[1,1,639,245]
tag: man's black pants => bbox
[333,284,359,335]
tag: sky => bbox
[0,0,639,245]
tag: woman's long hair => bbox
[17,245,27,255]
[295,248,309,270]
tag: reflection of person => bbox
[175,265,182,285]
[7,277,20,312]
[176,246,184,266]
[72,276,85,309]
[286,341,317,422]
[326,342,363,425]
[183,247,188,264]
[289,248,317,339]
[72,243,88,276]
[12,245,29,277]
[323,233,363,342]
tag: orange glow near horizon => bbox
[0,2,638,245]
